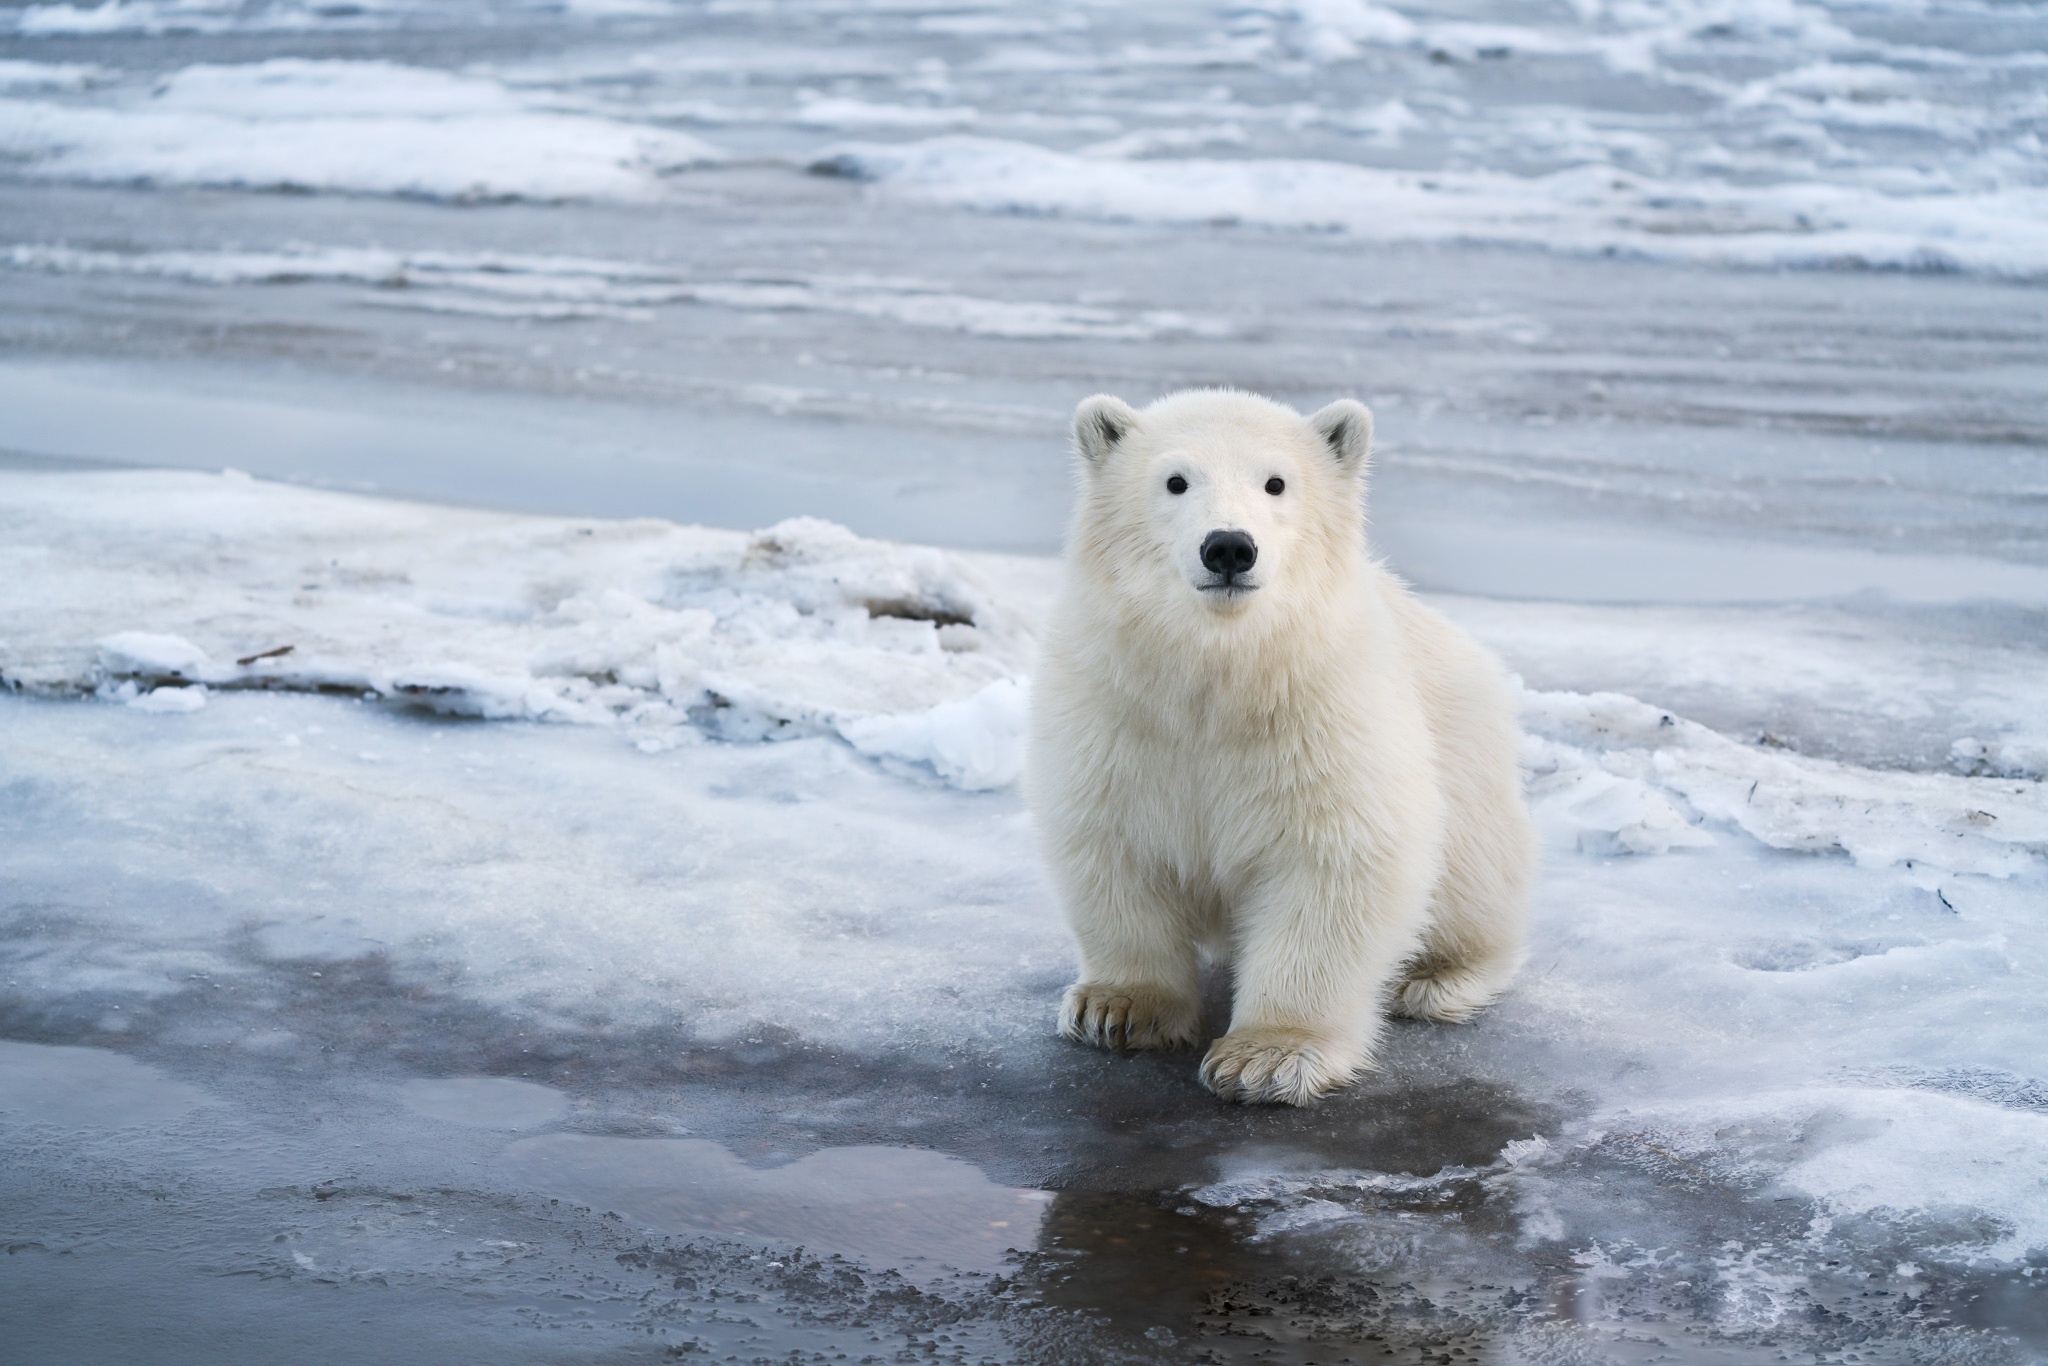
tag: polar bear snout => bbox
[1198,529,1258,590]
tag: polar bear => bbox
[1025,389,1536,1106]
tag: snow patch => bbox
[841,677,1029,791]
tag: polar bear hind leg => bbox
[1393,816,1533,1023]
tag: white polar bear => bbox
[1025,389,1537,1106]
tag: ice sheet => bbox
[3,464,2046,1358]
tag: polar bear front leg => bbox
[1053,849,1204,1051]
[1202,862,1430,1105]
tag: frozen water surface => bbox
[3,0,2047,1360]
[4,474,2046,1363]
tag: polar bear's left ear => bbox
[1308,400,1373,476]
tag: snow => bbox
[9,469,2039,869]
[1,473,1035,783]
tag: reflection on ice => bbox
[0,1039,211,1127]
[400,1076,568,1130]
[504,1135,1053,1278]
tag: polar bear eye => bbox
[1265,477,1285,495]
[1166,475,1188,495]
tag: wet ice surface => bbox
[4,0,2048,1359]
[4,478,2048,1363]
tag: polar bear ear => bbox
[1072,394,1141,466]
[1308,399,1374,476]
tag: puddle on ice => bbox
[0,1039,211,1128]
[502,1133,1053,1279]
[400,1076,569,1129]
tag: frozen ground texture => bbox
[4,468,2047,1363]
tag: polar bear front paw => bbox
[1199,1027,1358,1106]
[1059,982,1202,1051]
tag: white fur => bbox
[1025,389,1537,1106]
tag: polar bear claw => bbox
[1060,982,1203,1050]
[1200,1027,1358,1106]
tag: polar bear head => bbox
[1066,389,1372,633]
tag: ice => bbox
[5,460,2045,1360]
[0,1039,212,1127]
[124,682,209,712]
[1522,684,2048,876]
[98,629,214,678]
[1604,1086,2048,1264]
[1,474,1034,780]
[1434,595,2048,775]
[841,677,1031,791]
[0,59,724,201]
[502,1135,1054,1278]
[399,1077,569,1129]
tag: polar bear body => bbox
[1025,389,1536,1105]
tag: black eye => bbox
[1166,475,1187,495]
[1265,477,1285,495]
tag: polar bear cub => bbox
[1025,389,1536,1106]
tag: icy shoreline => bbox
[5,467,2046,1288]
[7,467,2042,858]
[3,470,2045,1366]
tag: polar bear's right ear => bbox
[1072,394,1141,466]
[1308,399,1374,476]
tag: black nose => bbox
[1201,529,1258,578]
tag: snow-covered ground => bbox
[4,466,2045,1361]
[3,0,2046,1360]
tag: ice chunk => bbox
[1613,1087,2048,1263]
[840,677,1029,791]
[98,630,214,679]
[7,476,1032,788]
[1522,685,2048,876]
[127,683,207,713]
[1524,736,1716,856]
[1952,735,2048,782]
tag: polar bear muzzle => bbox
[1198,529,1258,590]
